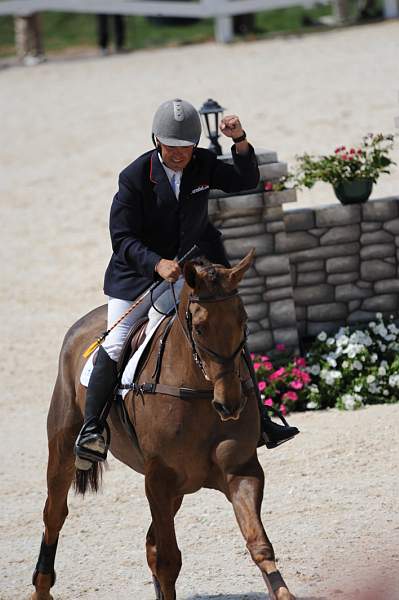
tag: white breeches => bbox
[102,278,184,362]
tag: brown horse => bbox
[31,250,295,600]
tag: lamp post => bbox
[199,98,225,156]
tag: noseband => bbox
[184,289,247,381]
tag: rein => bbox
[121,281,253,401]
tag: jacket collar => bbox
[149,149,199,200]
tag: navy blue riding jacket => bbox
[103,145,260,301]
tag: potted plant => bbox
[294,133,395,204]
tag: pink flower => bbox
[264,181,274,191]
[263,398,273,407]
[280,404,287,415]
[334,147,341,154]
[261,355,270,361]
[269,367,286,381]
[253,362,261,371]
[263,361,273,370]
[258,381,266,392]
[295,357,306,367]
[350,148,356,154]
[290,379,303,390]
[250,353,255,360]
[276,343,286,352]
[300,371,311,384]
[282,391,298,402]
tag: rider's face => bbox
[158,141,194,171]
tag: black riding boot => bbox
[243,346,300,449]
[75,346,118,466]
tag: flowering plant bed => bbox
[294,133,395,188]
[253,314,399,413]
[304,314,399,411]
[251,345,311,415]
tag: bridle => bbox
[171,284,247,382]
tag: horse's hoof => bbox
[30,593,53,600]
[275,589,296,600]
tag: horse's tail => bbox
[74,462,105,496]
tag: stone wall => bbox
[209,149,399,353]
[209,149,300,353]
[285,199,399,338]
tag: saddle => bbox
[117,317,149,375]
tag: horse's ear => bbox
[183,261,197,289]
[226,248,255,290]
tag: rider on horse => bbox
[75,98,299,465]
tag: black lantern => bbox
[199,98,225,156]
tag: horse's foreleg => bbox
[32,406,81,600]
[145,464,182,600]
[225,456,295,600]
[146,495,184,593]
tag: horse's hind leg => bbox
[31,377,82,600]
[145,462,183,600]
[224,456,295,600]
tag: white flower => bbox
[318,331,327,342]
[378,366,387,376]
[327,337,335,346]
[354,384,362,392]
[367,375,376,384]
[321,369,342,385]
[309,364,321,376]
[336,334,349,347]
[327,356,337,368]
[376,312,383,320]
[383,389,390,396]
[371,353,378,363]
[306,400,318,409]
[342,360,349,369]
[308,384,319,394]
[389,374,399,388]
[341,393,363,410]
[379,343,387,352]
[380,360,388,369]
[368,382,381,394]
[353,360,363,370]
[344,343,363,359]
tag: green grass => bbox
[0,2,372,59]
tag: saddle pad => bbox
[80,315,167,392]
[119,315,167,399]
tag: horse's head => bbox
[183,249,255,422]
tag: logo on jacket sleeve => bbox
[191,184,210,195]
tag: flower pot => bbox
[333,178,373,205]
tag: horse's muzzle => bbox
[212,397,247,421]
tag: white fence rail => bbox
[0,0,397,45]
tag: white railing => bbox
[0,0,397,43]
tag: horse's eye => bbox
[194,326,203,336]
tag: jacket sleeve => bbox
[109,174,161,278]
[209,143,260,193]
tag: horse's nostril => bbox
[213,401,232,419]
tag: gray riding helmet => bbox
[152,98,202,147]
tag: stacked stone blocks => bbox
[286,199,399,337]
[209,149,299,353]
[209,148,399,353]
